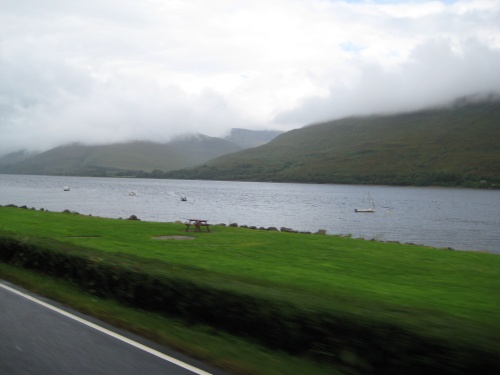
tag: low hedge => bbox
[0,233,497,375]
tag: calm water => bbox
[1,174,499,253]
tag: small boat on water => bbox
[128,192,136,196]
[355,193,375,213]
[63,186,70,191]
[354,207,375,213]
[180,196,187,201]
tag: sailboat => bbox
[355,193,375,213]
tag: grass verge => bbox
[0,263,340,375]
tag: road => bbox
[0,280,228,375]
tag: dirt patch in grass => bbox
[153,236,195,240]
[64,236,101,238]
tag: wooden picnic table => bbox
[185,219,209,232]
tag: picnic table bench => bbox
[185,219,210,232]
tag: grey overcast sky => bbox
[1,0,499,154]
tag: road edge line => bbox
[0,281,212,375]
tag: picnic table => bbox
[185,219,210,232]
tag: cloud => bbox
[276,36,500,124]
[1,0,500,154]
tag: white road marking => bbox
[0,282,212,375]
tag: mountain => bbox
[2,98,498,187]
[164,96,500,187]
[224,128,283,148]
[0,135,242,176]
[0,150,40,165]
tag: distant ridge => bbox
[224,128,283,148]
[0,129,283,177]
[0,150,39,165]
[0,135,241,177]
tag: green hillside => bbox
[0,135,241,177]
[224,128,283,148]
[165,98,500,187]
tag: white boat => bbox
[354,207,375,213]
[355,193,375,213]
[63,186,70,191]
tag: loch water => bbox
[1,174,499,253]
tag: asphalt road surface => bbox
[0,280,228,375]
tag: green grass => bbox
[1,205,499,373]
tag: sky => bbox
[1,0,500,154]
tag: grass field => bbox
[1,205,499,374]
